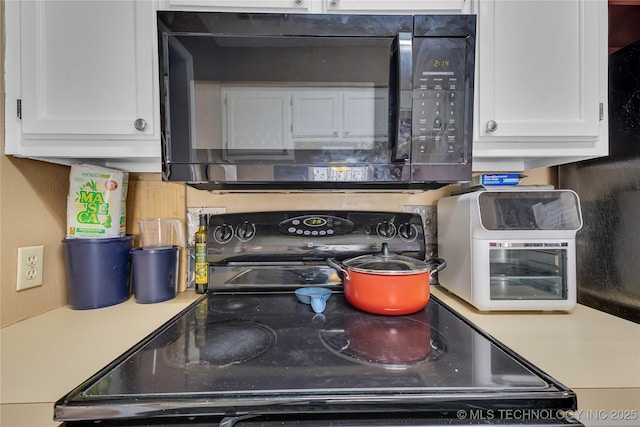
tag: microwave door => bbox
[391,32,413,162]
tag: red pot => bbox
[327,244,446,315]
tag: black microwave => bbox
[158,12,476,190]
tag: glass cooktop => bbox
[55,289,576,424]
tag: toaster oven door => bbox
[489,243,568,301]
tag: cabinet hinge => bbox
[17,99,22,120]
[599,102,603,121]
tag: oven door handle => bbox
[391,32,413,162]
[220,414,259,427]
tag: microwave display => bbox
[158,12,476,189]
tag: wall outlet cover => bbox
[17,245,44,291]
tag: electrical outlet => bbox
[404,205,438,260]
[16,245,44,291]
[186,207,226,246]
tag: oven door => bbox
[474,241,577,311]
[489,243,569,300]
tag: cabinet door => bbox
[20,0,155,137]
[292,91,342,138]
[475,0,602,141]
[342,89,388,139]
[223,88,292,152]
[323,0,468,13]
[159,0,316,13]
[159,0,468,13]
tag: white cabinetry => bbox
[158,0,470,13]
[290,88,387,140]
[342,89,388,139]
[159,0,315,13]
[222,87,387,151]
[322,0,468,14]
[472,0,608,172]
[4,0,160,172]
[4,0,608,175]
[292,91,342,139]
[222,88,293,154]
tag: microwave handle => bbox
[392,32,413,162]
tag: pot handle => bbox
[426,258,447,277]
[327,258,350,280]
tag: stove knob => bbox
[376,221,396,240]
[236,221,256,241]
[398,223,418,242]
[213,224,234,243]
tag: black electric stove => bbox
[55,211,581,426]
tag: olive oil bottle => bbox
[194,214,208,294]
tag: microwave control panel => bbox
[412,37,468,166]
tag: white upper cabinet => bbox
[4,0,608,174]
[223,88,293,153]
[472,0,609,172]
[4,0,160,172]
[342,89,388,139]
[159,0,315,13]
[321,0,469,14]
[158,0,470,13]
[292,91,342,139]
[222,87,387,149]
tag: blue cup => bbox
[131,246,179,304]
[295,287,332,314]
[62,236,134,310]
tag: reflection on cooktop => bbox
[320,312,446,369]
[210,297,261,313]
[227,266,341,286]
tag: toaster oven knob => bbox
[376,221,396,240]
[236,221,256,241]
[398,223,418,242]
[213,224,234,243]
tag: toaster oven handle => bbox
[392,32,413,162]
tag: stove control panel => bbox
[207,211,425,264]
[279,215,354,237]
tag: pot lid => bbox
[342,243,433,274]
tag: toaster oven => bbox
[437,188,582,311]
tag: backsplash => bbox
[1,164,555,327]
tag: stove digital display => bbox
[304,217,327,227]
[279,215,355,236]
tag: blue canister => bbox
[62,236,134,310]
[131,246,179,304]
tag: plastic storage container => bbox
[131,246,179,304]
[62,236,134,310]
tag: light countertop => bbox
[1,291,201,426]
[431,286,640,425]
[1,288,639,426]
